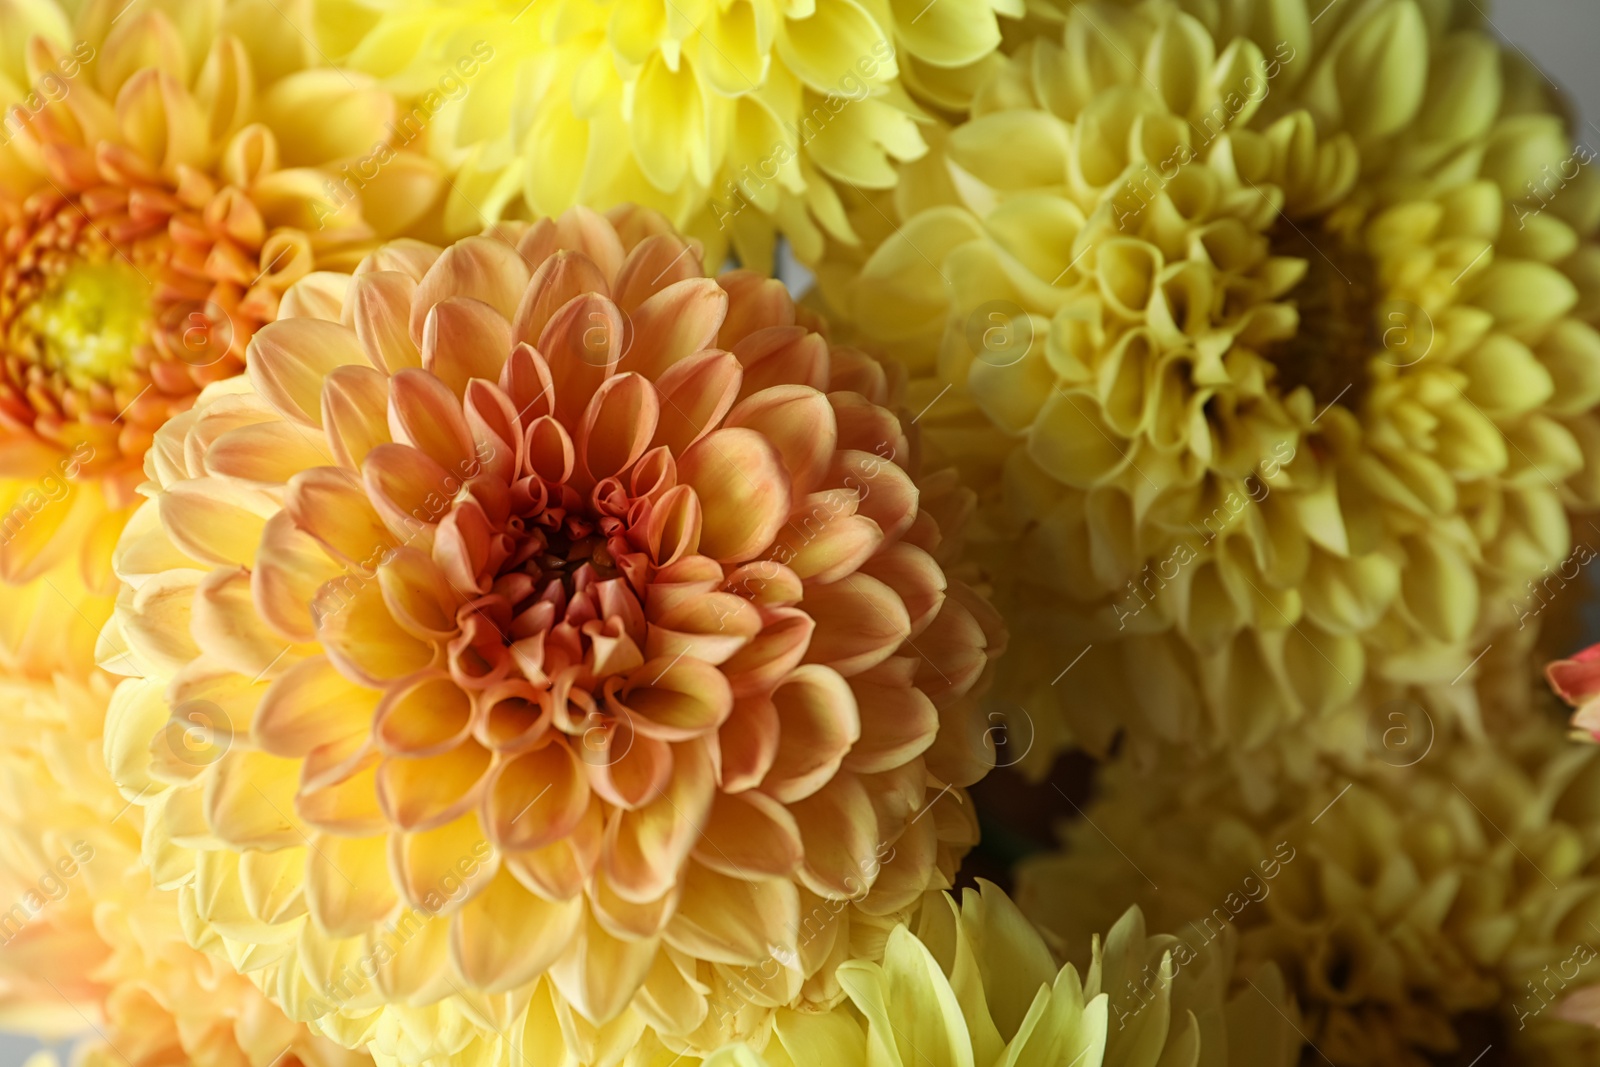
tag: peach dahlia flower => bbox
[0,0,440,591]
[102,206,1004,1064]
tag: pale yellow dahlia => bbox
[813,0,1600,769]
[1018,699,1600,1066]
[518,882,1301,1067]
[309,0,1031,269]
[100,205,1005,1063]
[0,0,441,593]
[0,663,367,1067]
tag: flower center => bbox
[526,522,622,592]
[13,258,152,390]
[1267,221,1379,411]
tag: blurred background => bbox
[2,1,1598,1064]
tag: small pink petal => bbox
[1548,644,1600,704]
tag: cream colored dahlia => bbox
[1019,699,1600,1066]
[101,205,1004,1063]
[0,0,441,592]
[0,662,367,1067]
[813,0,1600,770]
[309,0,1031,269]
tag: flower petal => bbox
[452,867,583,993]
[627,278,728,380]
[423,297,514,396]
[249,318,368,427]
[678,428,791,563]
[486,738,592,850]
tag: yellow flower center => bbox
[14,258,152,391]
[1269,222,1378,410]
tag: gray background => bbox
[1,2,1596,1064]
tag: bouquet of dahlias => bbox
[1,1,1598,1065]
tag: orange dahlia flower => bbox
[103,205,1004,1062]
[0,0,440,591]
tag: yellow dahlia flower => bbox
[814,0,1600,769]
[0,662,367,1067]
[0,0,441,593]
[100,205,1005,1062]
[1018,701,1600,1066]
[309,0,1027,269]
[516,881,1300,1067]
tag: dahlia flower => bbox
[0,0,441,593]
[0,666,366,1067]
[1018,702,1600,1066]
[522,882,1301,1067]
[309,0,1025,269]
[100,205,1004,1063]
[814,0,1600,769]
